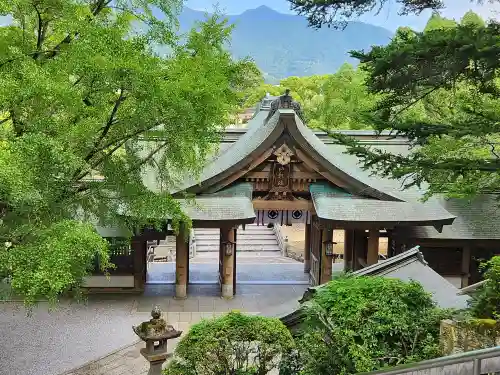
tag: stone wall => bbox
[440,319,500,355]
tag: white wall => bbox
[444,276,462,289]
[83,275,135,288]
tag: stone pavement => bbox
[0,284,307,375]
[147,252,310,284]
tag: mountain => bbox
[177,6,394,83]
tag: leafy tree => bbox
[164,311,295,375]
[243,67,376,129]
[0,0,260,304]
[294,275,452,375]
[290,0,500,200]
[287,0,498,29]
[469,256,500,320]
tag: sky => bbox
[185,0,500,31]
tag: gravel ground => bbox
[0,296,142,375]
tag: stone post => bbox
[133,306,182,375]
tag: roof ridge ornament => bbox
[265,89,306,123]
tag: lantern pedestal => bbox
[133,306,183,375]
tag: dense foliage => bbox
[288,0,498,29]
[0,0,259,304]
[292,275,451,374]
[469,256,500,320]
[244,64,377,129]
[164,311,294,375]
[292,3,500,200]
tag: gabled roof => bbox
[280,247,470,329]
[303,247,469,309]
[401,195,500,240]
[310,182,455,227]
[166,93,454,228]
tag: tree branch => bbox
[85,88,127,162]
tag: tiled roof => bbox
[280,247,470,328]
[401,195,500,240]
[310,182,456,226]
[176,183,255,222]
[172,110,281,193]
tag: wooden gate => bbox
[309,219,321,286]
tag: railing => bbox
[273,225,288,256]
[357,346,500,375]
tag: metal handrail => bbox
[356,346,500,375]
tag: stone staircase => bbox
[194,224,281,254]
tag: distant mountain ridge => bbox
[177,6,394,83]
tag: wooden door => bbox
[309,219,321,286]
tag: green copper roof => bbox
[309,183,455,226]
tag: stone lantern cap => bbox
[133,305,182,342]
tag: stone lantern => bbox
[133,305,182,375]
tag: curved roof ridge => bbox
[172,110,282,193]
[292,113,428,202]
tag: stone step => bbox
[196,244,281,252]
[194,227,274,234]
[194,234,277,241]
[195,238,279,245]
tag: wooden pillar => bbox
[220,226,235,299]
[304,222,312,273]
[367,229,380,266]
[461,246,471,288]
[353,229,367,271]
[344,229,354,271]
[132,237,147,291]
[320,228,334,284]
[175,229,189,299]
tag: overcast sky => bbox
[185,0,500,30]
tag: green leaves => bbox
[469,256,500,320]
[298,275,453,374]
[0,0,259,304]
[165,311,295,375]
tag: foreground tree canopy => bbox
[288,0,500,200]
[285,275,451,375]
[0,0,260,304]
[288,0,499,28]
[244,64,377,129]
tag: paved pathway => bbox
[0,284,306,375]
[147,252,310,284]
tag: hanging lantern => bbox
[323,240,336,256]
[223,241,235,256]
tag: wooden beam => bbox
[295,149,349,189]
[245,171,322,180]
[206,148,274,193]
[252,199,315,212]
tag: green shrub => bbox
[296,275,453,375]
[164,311,294,375]
[469,256,500,320]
